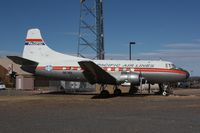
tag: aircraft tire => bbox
[114,89,122,96]
[162,91,168,96]
[129,86,138,95]
[100,90,110,98]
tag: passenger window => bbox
[166,64,176,69]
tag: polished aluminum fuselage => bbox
[36,70,187,84]
[35,60,188,85]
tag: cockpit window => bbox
[171,64,176,69]
[166,63,176,69]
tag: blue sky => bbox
[0,0,200,76]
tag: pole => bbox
[129,42,136,60]
[129,44,131,60]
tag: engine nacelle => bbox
[119,72,140,85]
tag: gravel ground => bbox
[0,89,200,133]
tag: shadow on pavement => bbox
[36,90,160,99]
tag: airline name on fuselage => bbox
[97,63,155,68]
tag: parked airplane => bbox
[8,29,189,96]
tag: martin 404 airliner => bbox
[8,29,189,96]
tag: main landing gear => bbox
[100,85,110,98]
[113,85,122,96]
[159,83,173,96]
[99,85,122,97]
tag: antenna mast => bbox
[78,0,105,60]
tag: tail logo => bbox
[25,39,45,45]
[45,65,53,71]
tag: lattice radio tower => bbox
[78,0,104,60]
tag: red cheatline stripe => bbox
[37,66,45,70]
[26,39,43,42]
[36,66,186,75]
[111,67,115,71]
[53,66,63,70]
[66,66,71,70]
[118,67,123,71]
[73,66,78,70]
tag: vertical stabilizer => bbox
[25,29,45,46]
[22,29,47,62]
[22,28,85,63]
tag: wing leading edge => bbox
[78,61,117,85]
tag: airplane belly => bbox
[35,70,87,81]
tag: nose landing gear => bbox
[159,83,173,96]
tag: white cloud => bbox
[104,40,200,76]
[164,43,200,49]
[138,41,200,76]
[193,39,200,43]
[139,49,200,59]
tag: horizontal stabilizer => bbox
[7,56,38,66]
[7,56,38,73]
[78,61,117,84]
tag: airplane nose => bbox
[185,70,190,79]
[179,68,190,79]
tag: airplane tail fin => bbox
[25,29,45,46]
[22,28,84,63]
[22,29,47,62]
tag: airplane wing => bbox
[78,61,117,85]
[7,56,38,73]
